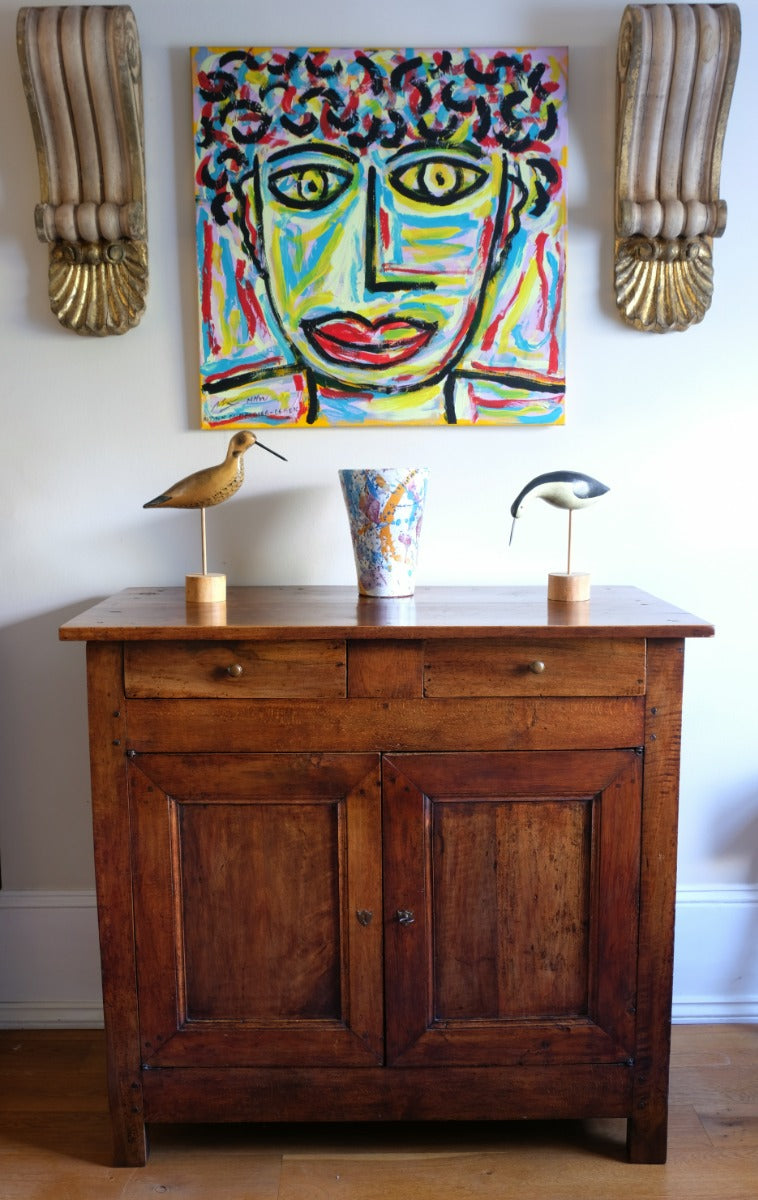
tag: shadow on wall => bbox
[715,788,758,882]
[192,484,346,585]
[0,602,103,889]
[715,792,758,1000]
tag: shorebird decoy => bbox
[509,470,609,547]
[143,431,286,586]
[143,430,285,510]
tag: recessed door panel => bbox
[180,799,341,1021]
[433,798,592,1020]
[383,751,641,1067]
[128,753,383,1068]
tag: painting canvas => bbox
[192,47,567,427]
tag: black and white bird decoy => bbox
[509,470,609,547]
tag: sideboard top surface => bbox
[59,586,714,642]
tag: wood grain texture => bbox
[382,752,640,1067]
[60,587,713,1167]
[424,637,646,696]
[128,753,383,1068]
[124,639,346,698]
[123,696,645,753]
[85,643,146,1166]
[616,3,740,240]
[59,586,715,642]
[628,639,686,1163]
[348,639,424,697]
[140,1062,634,1123]
[3,1027,755,1196]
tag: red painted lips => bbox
[303,313,436,367]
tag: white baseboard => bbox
[0,1000,105,1027]
[672,884,758,1023]
[0,890,104,1027]
[671,997,758,1023]
[1,885,757,1028]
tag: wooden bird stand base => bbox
[548,572,591,602]
[186,573,226,604]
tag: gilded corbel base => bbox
[47,237,148,336]
[614,236,714,333]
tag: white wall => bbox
[1,0,756,1024]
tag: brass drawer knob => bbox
[529,660,546,674]
[226,663,244,678]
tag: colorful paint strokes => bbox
[339,467,428,596]
[193,47,568,427]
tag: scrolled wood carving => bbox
[17,5,147,335]
[615,4,740,331]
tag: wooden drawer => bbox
[124,640,346,699]
[423,638,646,697]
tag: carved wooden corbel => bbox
[17,5,147,335]
[615,4,740,332]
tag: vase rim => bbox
[338,466,429,474]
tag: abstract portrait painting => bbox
[193,47,567,427]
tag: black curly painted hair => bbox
[195,47,564,225]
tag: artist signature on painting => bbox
[208,394,302,424]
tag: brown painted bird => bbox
[143,431,286,510]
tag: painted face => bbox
[239,141,511,393]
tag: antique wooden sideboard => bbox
[60,586,713,1166]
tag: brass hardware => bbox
[226,663,244,678]
[395,909,415,925]
[356,909,373,926]
[529,660,546,674]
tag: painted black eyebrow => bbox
[263,142,360,166]
[386,140,486,164]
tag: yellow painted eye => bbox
[268,164,352,210]
[390,157,488,206]
[424,162,458,197]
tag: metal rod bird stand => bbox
[186,508,226,604]
[509,471,608,605]
[548,509,590,603]
[142,430,287,607]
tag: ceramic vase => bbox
[339,467,429,598]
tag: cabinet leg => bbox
[111,1112,149,1167]
[626,1108,668,1164]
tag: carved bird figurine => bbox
[144,430,286,578]
[143,430,285,510]
[509,470,610,546]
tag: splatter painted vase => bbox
[339,467,429,598]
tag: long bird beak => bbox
[508,515,517,547]
[255,439,287,461]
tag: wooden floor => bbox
[0,1025,756,1199]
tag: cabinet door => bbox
[128,753,383,1067]
[383,751,641,1067]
